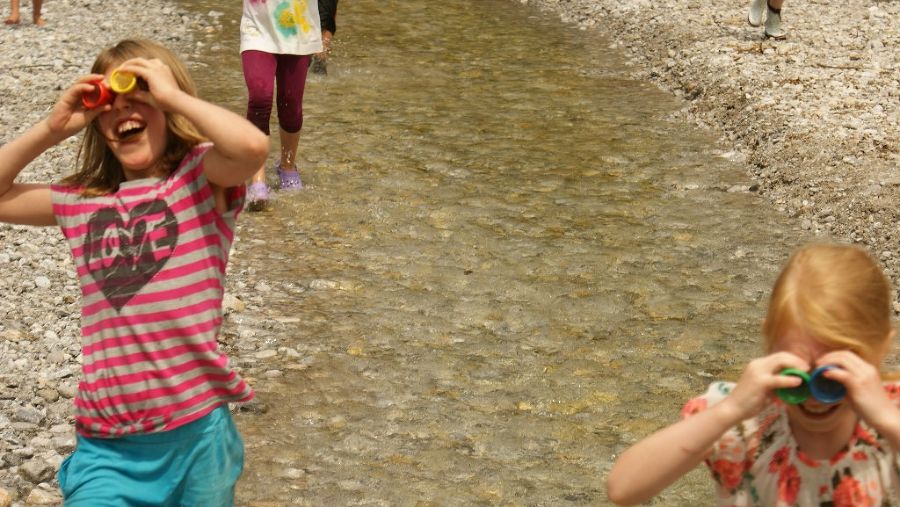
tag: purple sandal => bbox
[276,162,303,191]
[247,182,270,211]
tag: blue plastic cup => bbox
[809,365,846,404]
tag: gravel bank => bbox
[519,0,900,305]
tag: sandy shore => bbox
[521,0,900,307]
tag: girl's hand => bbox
[718,352,809,423]
[112,57,184,112]
[816,351,900,431]
[46,75,108,137]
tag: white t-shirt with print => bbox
[240,0,323,55]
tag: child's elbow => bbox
[606,477,642,506]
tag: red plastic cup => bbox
[82,80,116,109]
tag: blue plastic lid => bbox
[809,365,846,404]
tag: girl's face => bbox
[772,328,857,435]
[95,67,168,180]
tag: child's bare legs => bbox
[279,127,301,171]
[249,128,300,183]
[4,0,20,24]
[32,0,44,26]
[276,127,303,190]
[250,162,267,185]
[4,0,44,25]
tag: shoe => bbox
[246,182,270,211]
[747,0,766,26]
[310,55,327,75]
[277,162,303,191]
[764,8,787,39]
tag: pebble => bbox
[23,487,61,506]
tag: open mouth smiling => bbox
[799,402,840,419]
[115,119,147,142]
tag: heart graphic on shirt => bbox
[83,200,178,312]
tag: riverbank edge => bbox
[517,0,900,309]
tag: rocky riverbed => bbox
[0,0,897,504]
[520,0,900,305]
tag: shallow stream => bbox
[179,1,809,504]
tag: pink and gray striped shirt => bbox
[51,143,254,438]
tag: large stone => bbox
[24,488,61,506]
[19,458,55,484]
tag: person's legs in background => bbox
[764,0,786,39]
[4,0,21,24]
[273,54,311,191]
[311,0,339,75]
[748,0,786,39]
[4,0,44,25]
[241,50,277,207]
[31,0,43,25]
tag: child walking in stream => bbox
[608,243,900,506]
[0,39,267,504]
[240,0,323,209]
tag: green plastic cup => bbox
[776,368,811,404]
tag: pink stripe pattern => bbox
[51,143,253,438]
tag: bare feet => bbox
[3,16,20,25]
[33,16,45,26]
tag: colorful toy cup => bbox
[809,365,846,404]
[776,368,811,404]
[82,79,115,109]
[109,70,137,94]
[81,70,141,109]
[776,365,845,405]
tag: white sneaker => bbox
[748,0,766,26]
[765,9,787,39]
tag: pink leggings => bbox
[241,50,311,136]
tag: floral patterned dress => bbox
[682,381,900,506]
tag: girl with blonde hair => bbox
[608,244,900,506]
[0,39,267,504]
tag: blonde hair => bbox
[763,244,895,370]
[63,39,206,195]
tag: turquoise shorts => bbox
[57,405,244,507]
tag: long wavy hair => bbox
[763,244,896,375]
[63,39,206,195]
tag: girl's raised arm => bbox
[0,76,106,226]
[115,58,268,189]
[606,401,738,505]
[607,352,807,505]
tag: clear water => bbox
[178,0,809,504]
